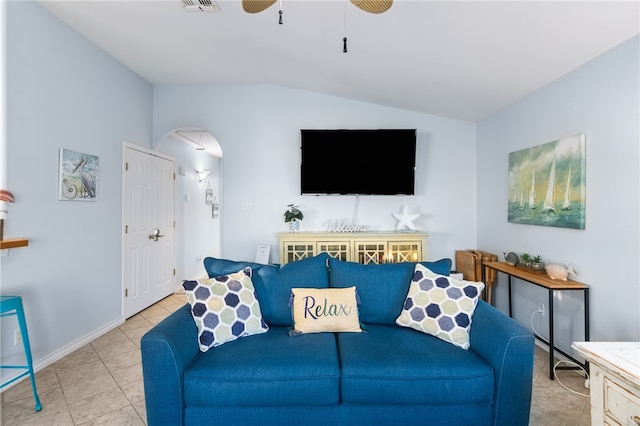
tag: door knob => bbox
[148,229,164,242]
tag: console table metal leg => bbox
[548,289,555,380]
[508,275,513,317]
[584,288,590,374]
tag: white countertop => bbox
[572,341,640,385]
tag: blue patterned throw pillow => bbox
[396,263,484,349]
[183,267,268,352]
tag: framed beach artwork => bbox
[508,133,586,229]
[58,148,99,201]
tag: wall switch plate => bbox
[537,303,545,317]
[14,328,22,345]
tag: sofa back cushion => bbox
[203,253,330,327]
[328,258,451,325]
[204,257,264,278]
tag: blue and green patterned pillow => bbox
[396,263,484,349]
[183,267,268,352]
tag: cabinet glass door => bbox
[388,242,421,263]
[317,242,349,261]
[283,243,315,263]
[354,242,387,264]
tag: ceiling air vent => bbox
[182,0,220,12]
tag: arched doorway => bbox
[156,127,223,281]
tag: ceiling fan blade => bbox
[242,0,277,14]
[350,0,393,14]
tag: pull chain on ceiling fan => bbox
[241,0,392,51]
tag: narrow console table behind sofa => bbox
[484,261,590,380]
[278,232,427,265]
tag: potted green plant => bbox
[284,204,303,232]
[520,253,531,269]
[532,255,545,271]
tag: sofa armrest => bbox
[469,300,534,426]
[141,304,199,426]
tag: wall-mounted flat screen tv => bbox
[300,129,416,195]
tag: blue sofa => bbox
[141,253,534,426]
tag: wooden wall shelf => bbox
[0,238,29,249]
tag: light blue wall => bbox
[2,2,153,367]
[152,84,479,263]
[3,1,479,376]
[477,36,640,349]
[6,0,636,382]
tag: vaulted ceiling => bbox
[40,1,639,122]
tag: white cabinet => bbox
[572,342,640,426]
[277,232,428,265]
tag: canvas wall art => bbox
[508,133,586,229]
[58,148,99,201]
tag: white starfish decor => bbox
[392,205,420,231]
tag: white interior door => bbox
[123,144,176,318]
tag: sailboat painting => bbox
[508,133,586,229]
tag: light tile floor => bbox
[1,293,591,425]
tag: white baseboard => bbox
[535,339,550,352]
[0,316,125,392]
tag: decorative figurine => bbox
[545,264,576,281]
[504,252,519,266]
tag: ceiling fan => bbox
[242,0,393,15]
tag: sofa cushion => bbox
[290,287,363,335]
[253,253,330,326]
[337,324,494,405]
[182,268,268,351]
[327,258,452,324]
[396,264,484,349]
[203,257,265,278]
[184,326,340,407]
[203,253,330,326]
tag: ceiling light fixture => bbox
[241,0,392,51]
[196,133,206,151]
[242,0,392,15]
[174,131,207,151]
[196,170,210,182]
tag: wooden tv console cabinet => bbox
[277,232,428,265]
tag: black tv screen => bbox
[300,129,416,195]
